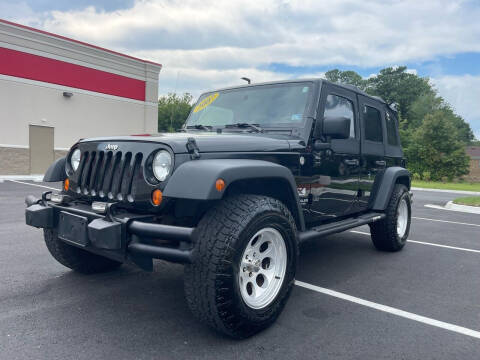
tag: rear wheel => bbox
[184,195,298,338]
[370,184,411,252]
[44,229,122,274]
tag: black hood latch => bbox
[186,137,201,160]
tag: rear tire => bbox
[370,184,411,252]
[184,195,298,338]
[44,229,122,274]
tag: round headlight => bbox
[71,149,81,171]
[152,150,172,181]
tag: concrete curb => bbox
[411,187,480,196]
[445,201,480,214]
[0,175,44,183]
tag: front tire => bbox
[369,184,411,252]
[44,229,122,274]
[184,195,298,338]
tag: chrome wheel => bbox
[397,198,408,238]
[238,227,287,309]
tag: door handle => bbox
[344,159,359,166]
[375,160,386,166]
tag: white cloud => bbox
[4,0,480,138]
[432,75,480,140]
[37,0,480,68]
[0,1,45,27]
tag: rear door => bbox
[307,84,361,224]
[357,96,386,210]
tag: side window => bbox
[363,105,383,142]
[386,111,399,146]
[324,94,355,138]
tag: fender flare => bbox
[370,166,411,211]
[163,159,305,230]
[43,157,67,182]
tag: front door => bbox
[357,96,386,210]
[307,85,360,225]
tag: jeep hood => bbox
[80,132,297,153]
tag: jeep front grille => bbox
[75,150,143,201]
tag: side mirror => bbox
[323,116,350,139]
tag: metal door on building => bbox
[29,125,54,174]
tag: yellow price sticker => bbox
[193,93,219,113]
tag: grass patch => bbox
[452,196,480,207]
[412,180,480,192]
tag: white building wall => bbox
[0,76,154,149]
[0,20,161,175]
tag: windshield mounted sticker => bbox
[193,93,219,113]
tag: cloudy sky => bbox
[1,0,479,138]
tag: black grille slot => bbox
[74,150,141,201]
[97,151,113,197]
[126,153,143,201]
[89,151,104,196]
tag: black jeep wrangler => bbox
[25,79,412,338]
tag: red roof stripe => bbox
[0,18,162,67]
[0,47,146,101]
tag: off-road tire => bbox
[184,195,298,338]
[44,229,122,274]
[369,184,411,252]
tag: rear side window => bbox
[363,106,383,142]
[386,111,399,146]
[324,94,355,138]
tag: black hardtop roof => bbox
[201,78,387,106]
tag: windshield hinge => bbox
[186,137,201,160]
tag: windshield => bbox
[185,82,313,129]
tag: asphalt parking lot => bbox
[1,180,479,359]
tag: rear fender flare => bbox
[370,167,411,210]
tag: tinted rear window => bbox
[364,106,383,142]
[386,110,399,146]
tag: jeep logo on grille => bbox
[105,144,118,151]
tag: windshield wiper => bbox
[186,124,213,131]
[224,123,263,133]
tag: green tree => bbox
[407,92,474,143]
[325,69,367,90]
[406,111,470,181]
[366,66,433,119]
[407,92,443,129]
[158,93,193,132]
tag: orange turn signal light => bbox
[215,178,226,192]
[152,189,163,206]
[63,178,70,191]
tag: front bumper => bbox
[25,192,194,270]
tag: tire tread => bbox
[44,229,122,274]
[184,194,297,338]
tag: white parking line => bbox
[6,180,60,191]
[295,280,480,340]
[351,230,480,254]
[413,216,480,228]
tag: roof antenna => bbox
[241,77,251,84]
